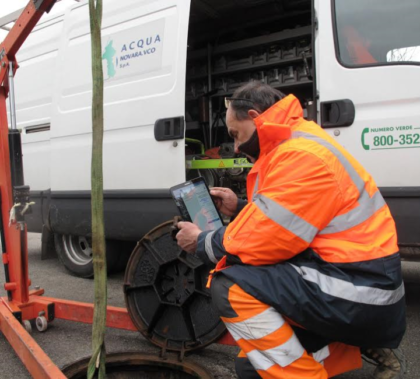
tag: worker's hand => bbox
[210,187,238,217]
[176,221,202,253]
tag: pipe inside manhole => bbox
[62,352,213,379]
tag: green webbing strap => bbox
[87,0,107,378]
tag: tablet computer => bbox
[170,177,224,231]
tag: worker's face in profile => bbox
[226,107,260,162]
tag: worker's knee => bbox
[210,275,238,318]
[235,356,261,379]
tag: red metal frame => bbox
[0,302,65,379]
[0,2,235,378]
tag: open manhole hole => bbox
[124,221,226,352]
[62,352,212,378]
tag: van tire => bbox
[54,234,119,278]
[113,240,136,272]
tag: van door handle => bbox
[154,116,185,141]
[321,99,355,128]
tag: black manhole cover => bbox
[124,221,226,352]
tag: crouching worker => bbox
[176,82,406,379]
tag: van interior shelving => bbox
[183,0,313,191]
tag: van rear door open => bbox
[316,0,420,244]
[50,0,191,192]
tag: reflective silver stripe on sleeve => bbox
[226,307,285,341]
[320,190,386,235]
[247,333,305,369]
[204,231,218,264]
[290,264,405,305]
[254,194,318,243]
[252,174,259,201]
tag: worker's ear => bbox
[248,109,260,119]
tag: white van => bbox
[11,0,420,276]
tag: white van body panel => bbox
[14,15,65,190]
[315,0,420,188]
[15,0,190,192]
[51,0,189,191]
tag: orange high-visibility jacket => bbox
[219,95,398,268]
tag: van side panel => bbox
[15,16,65,191]
[315,0,420,188]
[49,190,178,240]
[315,0,420,246]
[50,0,190,192]
[17,0,191,239]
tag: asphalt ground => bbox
[0,233,419,379]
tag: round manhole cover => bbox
[124,221,226,352]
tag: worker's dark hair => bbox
[230,81,286,120]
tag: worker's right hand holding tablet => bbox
[210,187,238,217]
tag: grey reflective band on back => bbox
[252,175,259,200]
[292,131,365,194]
[320,190,386,235]
[292,131,386,235]
[254,194,318,243]
[290,264,405,306]
[204,231,218,264]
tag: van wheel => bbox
[113,240,136,272]
[54,234,118,278]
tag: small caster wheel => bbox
[36,316,48,332]
[22,320,32,334]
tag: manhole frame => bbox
[62,352,213,379]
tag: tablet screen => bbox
[171,178,224,231]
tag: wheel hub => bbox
[63,235,92,265]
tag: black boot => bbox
[362,348,406,379]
